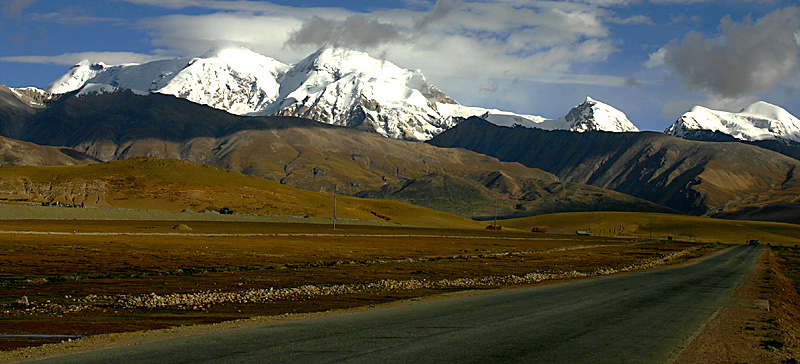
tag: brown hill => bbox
[429,118,800,222]
[0,91,670,219]
[356,172,674,220]
[0,134,97,167]
[0,157,483,228]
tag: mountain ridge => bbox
[38,46,639,140]
[0,89,670,219]
[428,117,800,222]
[666,100,800,144]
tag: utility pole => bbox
[494,197,498,227]
[333,184,337,230]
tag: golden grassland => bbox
[0,164,797,354]
[501,211,800,246]
[0,158,483,229]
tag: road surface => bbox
[29,244,761,364]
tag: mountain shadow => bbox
[428,117,800,222]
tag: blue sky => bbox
[1,0,799,131]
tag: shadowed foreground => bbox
[27,245,760,364]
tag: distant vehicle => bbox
[486,225,502,230]
[748,239,761,246]
[220,207,234,215]
[576,230,591,236]
[531,227,547,233]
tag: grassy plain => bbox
[501,211,800,246]
[0,211,718,352]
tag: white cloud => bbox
[701,94,761,112]
[130,0,622,89]
[139,12,309,62]
[657,7,800,98]
[286,15,407,49]
[645,47,667,68]
[608,15,654,25]
[661,94,760,121]
[0,52,166,65]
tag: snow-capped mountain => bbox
[43,46,639,140]
[265,46,456,140]
[666,101,800,144]
[47,48,288,115]
[437,97,638,133]
[562,97,639,132]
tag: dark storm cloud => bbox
[661,7,800,97]
[286,14,406,49]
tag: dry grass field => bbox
[501,211,800,246]
[0,214,719,352]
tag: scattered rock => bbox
[14,296,29,306]
[172,224,193,231]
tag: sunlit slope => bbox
[0,157,483,228]
[502,211,800,245]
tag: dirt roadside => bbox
[674,246,800,364]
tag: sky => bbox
[1,0,799,132]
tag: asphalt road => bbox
[30,244,761,364]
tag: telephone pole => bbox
[494,197,498,227]
[333,185,337,230]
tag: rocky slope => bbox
[0,130,96,168]
[0,158,483,228]
[429,117,800,222]
[0,90,667,219]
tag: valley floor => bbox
[0,216,715,359]
[0,207,798,363]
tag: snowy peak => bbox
[435,97,639,133]
[42,46,641,140]
[195,46,289,74]
[46,60,107,94]
[4,85,56,108]
[666,101,800,144]
[75,83,127,97]
[740,101,798,124]
[271,45,454,140]
[157,47,289,115]
[563,97,639,132]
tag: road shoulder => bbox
[674,247,800,364]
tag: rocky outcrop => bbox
[0,175,109,206]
